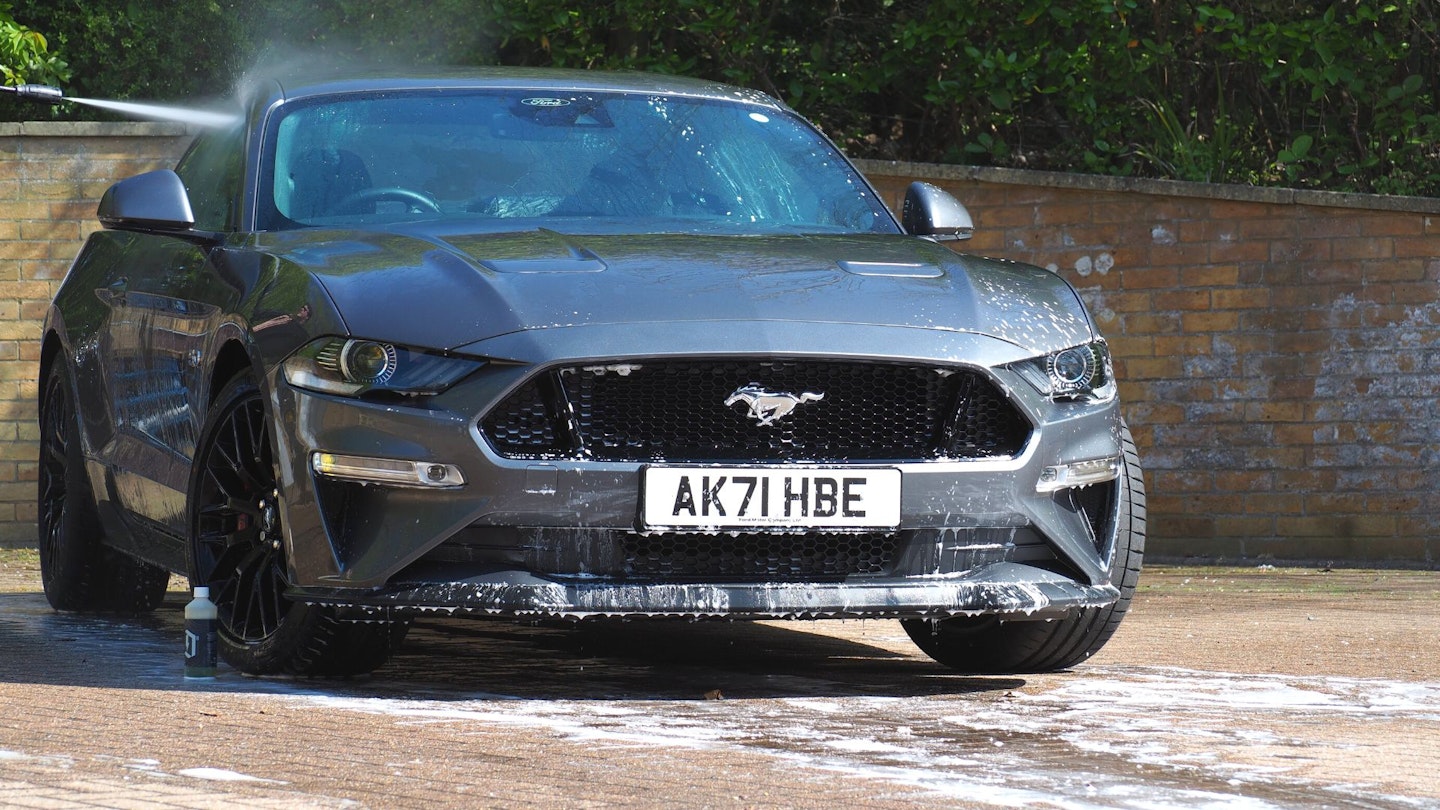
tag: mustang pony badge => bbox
[725,384,825,427]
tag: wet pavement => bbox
[1,549,1437,809]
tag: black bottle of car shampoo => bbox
[184,586,218,678]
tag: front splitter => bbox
[293,562,1119,622]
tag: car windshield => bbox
[263,89,898,235]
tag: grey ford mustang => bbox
[39,68,1144,676]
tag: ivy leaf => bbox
[1277,134,1313,162]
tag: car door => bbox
[99,126,247,539]
[102,237,221,534]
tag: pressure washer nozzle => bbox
[2,84,64,101]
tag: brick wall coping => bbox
[854,158,1440,216]
[0,121,190,138]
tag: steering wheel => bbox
[333,187,442,215]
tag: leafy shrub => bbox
[0,4,68,87]
[5,0,1438,196]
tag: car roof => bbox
[248,66,788,112]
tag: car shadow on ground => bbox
[0,591,1026,700]
[380,617,1027,700]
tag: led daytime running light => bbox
[312,452,465,488]
[1036,456,1120,493]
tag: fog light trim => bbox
[311,452,465,488]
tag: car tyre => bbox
[38,366,169,613]
[189,372,407,677]
[902,421,1146,673]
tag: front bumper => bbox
[266,323,1125,620]
[297,562,1120,621]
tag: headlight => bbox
[1011,340,1116,402]
[283,338,483,397]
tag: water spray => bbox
[2,81,239,128]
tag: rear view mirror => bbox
[902,181,973,241]
[488,112,572,142]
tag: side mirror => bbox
[97,169,195,232]
[901,181,973,241]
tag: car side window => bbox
[175,126,245,231]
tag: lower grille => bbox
[481,358,1031,462]
[394,526,1057,585]
[623,532,896,582]
[1072,479,1118,553]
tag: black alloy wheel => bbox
[38,365,168,612]
[191,376,288,645]
[190,372,406,676]
[902,420,1146,674]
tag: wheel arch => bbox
[38,327,65,395]
[38,328,84,452]
[208,337,258,407]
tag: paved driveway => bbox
[1,549,1437,809]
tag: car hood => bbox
[268,227,1093,356]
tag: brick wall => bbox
[0,122,191,545]
[860,160,1440,566]
[1,125,1436,566]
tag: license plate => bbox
[641,466,901,530]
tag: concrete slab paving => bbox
[1,549,1437,809]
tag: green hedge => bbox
[6,0,1438,196]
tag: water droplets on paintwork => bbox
[970,267,1091,351]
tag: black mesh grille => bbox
[947,373,1029,458]
[623,532,896,582]
[483,375,560,451]
[481,359,1031,462]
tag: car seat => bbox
[287,148,373,219]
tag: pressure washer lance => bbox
[0,83,64,101]
[184,586,218,679]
